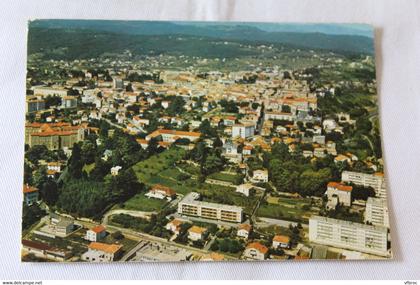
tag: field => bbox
[122,193,169,212]
[132,146,186,183]
[257,196,316,223]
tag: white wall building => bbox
[341,171,387,200]
[81,242,122,262]
[232,123,255,139]
[365,197,390,228]
[309,216,390,257]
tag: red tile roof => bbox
[23,184,38,194]
[327,182,353,192]
[91,225,106,234]
[246,242,269,254]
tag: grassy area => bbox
[207,172,241,184]
[176,162,200,175]
[82,163,95,174]
[132,147,186,183]
[257,196,315,223]
[123,193,168,212]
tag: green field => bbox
[257,196,315,223]
[132,147,186,183]
[123,193,168,212]
[207,172,241,184]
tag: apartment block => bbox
[309,216,390,257]
[341,171,387,200]
[178,192,243,223]
[365,197,390,228]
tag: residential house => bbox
[85,225,107,242]
[237,224,252,239]
[243,242,269,260]
[272,235,290,249]
[23,184,39,206]
[188,226,207,241]
[81,242,123,262]
[145,184,176,200]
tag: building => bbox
[133,241,192,262]
[85,225,107,242]
[23,184,39,206]
[165,219,184,235]
[309,216,390,257]
[232,123,255,139]
[365,197,390,228]
[272,235,290,249]
[32,86,68,97]
[188,226,207,241]
[61,96,78,108]
[48,214,74,237]
[25,122,87,150]
[113,78,124,89]
[81,242,123,262]
[236,183,253,197]
[26,96,45,113]
[264,111,296,122]
[145,129,201,143]
[110,166,122,176]
[341,171,387,200]
[237,224,252,239]
[325,182,353,208]
[145,184,176,200]
[21,239,72,262]
[178,192,243,223]
[243,242,269,260]
[252,169,268,183]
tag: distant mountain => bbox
[29,20,374,55]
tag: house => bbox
[237,224,252,239]
[325,182,353,208]
[236,183,253,197]
[252,169,268,183]
[242,145,253,155]
[21,239,72,262]
[188,226,207,241]
[110,166,122,176]
[48,214,74,237]
[165,219,184,235]
[81,242,123,262]
[23,184,39,206]
[334,154,352,164]
[272,235,290,249]
[85,225,107,242]
[145,184,176,200]
[243,242,269,260]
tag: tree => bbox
[81,140,96,165]
[281,105,291,113]
[22,203,46,230]
[213,136,223,148]
[167,97,185,116]
[40,177,58,206]
[68,143,83,179]
[298,168,332,197]
[146,137,159,157]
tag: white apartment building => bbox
[178,192,243,223]
[341,171,387,200]
[309,216,390,257]
[264,111,296,122]
[325,182,353,208]
[232,123,255,139]
[365,197,390,228]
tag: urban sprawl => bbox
[22,33,391,262]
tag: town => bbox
[21,21,391,262]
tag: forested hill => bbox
[28,23,374,60]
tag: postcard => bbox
[21,20,391,262]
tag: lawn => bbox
[207,172,241,185]
[123,193,168,212]
[257,196,315,223]
[132,146,186,183]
